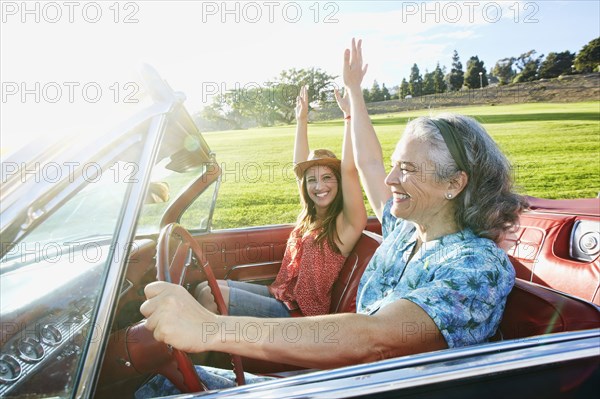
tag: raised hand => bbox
[295,85,309,122]
[334,87,350,116]
[343,38,369,92]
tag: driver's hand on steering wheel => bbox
[141,281,217,353]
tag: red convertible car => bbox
[1,68,599,398]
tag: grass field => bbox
[202,102,600,229]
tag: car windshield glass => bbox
[0,139,144,398]
[136,110,216,235]
[136,159,208,235]
[2,161,137,265]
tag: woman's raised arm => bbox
[293,85,310,193]
[334,87,367,256]
[293,85,310,165]
[343,39,391,222]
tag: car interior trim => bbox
[74,109,172,399]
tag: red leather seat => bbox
[329,231,383,314]
[495,278,600,340]
[242,231,600,374]
[501,202,600,305]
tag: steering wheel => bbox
[159,223,246,390]
[111,223,245,393]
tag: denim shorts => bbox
[227,280,290,318]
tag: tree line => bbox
[197,37,599,130]
[372,36,599,101]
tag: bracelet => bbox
[344,115,351,120]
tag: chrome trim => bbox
[569,219,579,259]
[74,109,172,398]
[0,354,21,383]
[193,330,600,398]
[570,219,600,262]
[227,261,281,270]
[224,261,281,279]
[17,337,45,363]
[206,171,221,233]
[120,278,134,297]
[0,299,95,396]
[244,330,598,388]
[39,325,62,346]
[276,339,598,399]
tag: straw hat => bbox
[293,149,341,180]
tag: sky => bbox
[1,0,599,156]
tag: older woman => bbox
[344,38,527,346]
[138,39,527,393]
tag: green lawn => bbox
[203,102,600,229]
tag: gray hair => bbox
[403,113,528,242]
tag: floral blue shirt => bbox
[357,199,515,348]
[136,200,516,397]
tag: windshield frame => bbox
[0,66,216,398]
[74,107,174,398]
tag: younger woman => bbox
[196,85,367,317]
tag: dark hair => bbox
[405,113,528,243]
[296,164,344,254]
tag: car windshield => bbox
[0,136,145,397]
[2,162,130,266]
[135,159,210,235]
[0,88,218,397]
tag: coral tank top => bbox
[269,227,347,316]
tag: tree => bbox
[381,83,391,101]
[195,101,244,131]
[269,82,305,124]
[539,51,576,78]
[198,67,338,127]
[513,50,543,83]
[369,80,384,102]
[422,69,435,95]
[200,88,268,129]
[433,63,447,93]
[278,67,337,106]
[487,67,499,85]
[448,50,464,91]
[574,37,600,73]
[400,78,410,98]
[227,85,280,126]
[409,64,423,96]
[492,57,516,85]
[465,56,488,89]
[362,88,371,103]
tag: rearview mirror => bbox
[145,182,170,204]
